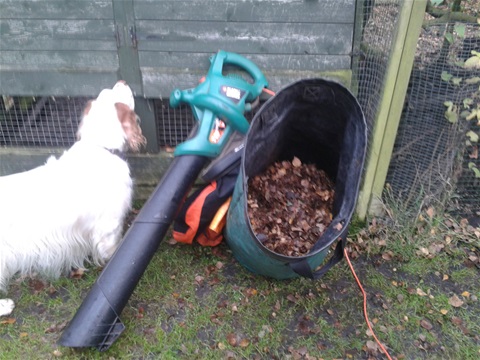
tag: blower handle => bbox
[170,50,269,158]
[211,50,268,102]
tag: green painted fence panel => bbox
[0,0,356,98]
[0,0,119,96]
[134,0,355,97]
[133,0,354,23]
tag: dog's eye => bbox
[136,115,141,124]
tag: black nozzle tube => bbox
[59,155,208,350]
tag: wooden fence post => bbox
[113,0,158,152]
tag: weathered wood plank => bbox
[136,21,353,55]
[0,0,113,19]
[139,52,350,73]
[139,52,351,97]
[133,0,355,23]
[0,20,117,51]
[0,51,118,71]
[0,71,118,96]
[142,70,351,99]
[142,69,351,99]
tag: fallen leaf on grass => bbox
[29,278,47,294]
[239,338,250,348]
[416,288,428,296]
[365,340,379,352]
[52,349,62,357]
[420,319,433,330]
[448,294,464,307]
[426,207,435,220]
[44,321,68,333]
[70,268,86,279]
[1,317,16,325]
[451,316,463,325]
[440,309,448,315]
[286,294,298,303]
[244,288,258,297]
[226,333,237,346]
[382,251,393,261]
[461,291,470,298]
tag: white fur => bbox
[0,81,145,298]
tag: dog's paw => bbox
[0,298,15,317]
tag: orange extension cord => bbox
[344,248,394,360]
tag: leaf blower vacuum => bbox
[58,50,269,351]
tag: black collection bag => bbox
[225,78,367,280]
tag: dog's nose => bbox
[112,81,134,110]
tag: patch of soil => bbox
[247,157,335,257]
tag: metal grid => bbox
[353,0,402,156]
[0,96,88,147]
[386,20,480,216]
[154,100,195,148]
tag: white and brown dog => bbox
[0,81,146,316]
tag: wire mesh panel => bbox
[154,100,195,148]
[386,17,480,216]
[353,0,403,153]
[0,96,88,148]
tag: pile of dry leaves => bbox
[247,157,335,257]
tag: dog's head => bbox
[77,81,146,152]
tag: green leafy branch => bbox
[442,56,480,178]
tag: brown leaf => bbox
[382,251,393,261]
[469,146,478,159]
[70,268,86,279]
[0,317,16,325]
[366,340,378,352]
[52,349,62,357]
[226,333,237,347]
[420,319,433,330]
[426,207,435,220]
[451,316,463,326]
[29,278,47,294]
[286,294,298,303]
[292,156,302,167]
[239,338,250,348]
[416,288,427,296]
[449,294,464,308]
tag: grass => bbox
[1,198,479,359]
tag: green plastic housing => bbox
[169,50,268,158]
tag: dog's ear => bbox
[76,100,94,140]
[115,103,146,152]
